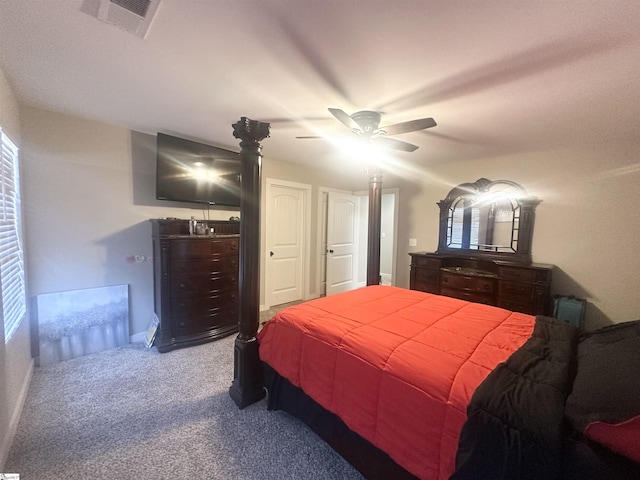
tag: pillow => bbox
[584,415,640,464]
[565,319,640,463]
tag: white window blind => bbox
[0,128,26,342]
[449,207,480,248]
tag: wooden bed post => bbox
[366,167,383,286]
[229,117,270,409]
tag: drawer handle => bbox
[442,277,449,283]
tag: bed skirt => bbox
[264,362,418,480]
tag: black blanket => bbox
[452,316,640,480]
[452,316,578,480]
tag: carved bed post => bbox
[229,117,270,409]
[366,167,382,286]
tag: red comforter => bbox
[258,285,535,479]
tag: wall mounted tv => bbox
[156,132,241,207]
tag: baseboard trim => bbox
[0,357,34,471]
[129,331,147,344]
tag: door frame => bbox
[264,178,312,309]
[353,187,400,287]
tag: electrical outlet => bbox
[409,238,417,247]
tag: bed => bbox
[257,285,640,480]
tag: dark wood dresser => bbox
[150,218,240,352]
[409,252,554,315]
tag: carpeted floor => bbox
[5,302,363,480]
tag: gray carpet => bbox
[6,311,363,479]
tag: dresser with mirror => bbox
[410,178,553,315]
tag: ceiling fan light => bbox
[372,129,386,137]
[351,111,382,134]
[304,107,435,153]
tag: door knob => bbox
[270,251,274,257]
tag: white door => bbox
[265,181,307,306]
[326,192,359,296]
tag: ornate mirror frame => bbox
[436,178,540,263]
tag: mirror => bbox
[437,178,540,263]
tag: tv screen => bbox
[156,133,241,207]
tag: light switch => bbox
[409,238,417,247]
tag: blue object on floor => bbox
[553,295,586,329]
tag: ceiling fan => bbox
[296,108,437,152]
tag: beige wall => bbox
[19,112,242,341]
[18,107,364,341]
[0,67,33,469]
[19,103,640,338]
[393,141,640,330]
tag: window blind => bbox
[0,128,26,342]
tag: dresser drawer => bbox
[171,291,238,318]
[171,237,239,257]
[498,298,534,315]
[440,287,494,305]
[172,256,238,276]
[413,267,440,284]
[411,280,440,294]
[172,305,238,336]
[498,280,534,301]
[172,273,238,297]
[499,266,536,283]
[441,272,495,293]
[411,256,442,269]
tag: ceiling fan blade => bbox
[328,108,361,132]
[380,117,437,136]
[373,137,420,152]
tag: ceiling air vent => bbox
[97,0,161,38]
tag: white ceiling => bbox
[1,0,639,176]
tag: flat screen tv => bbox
[156,133,241,207]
